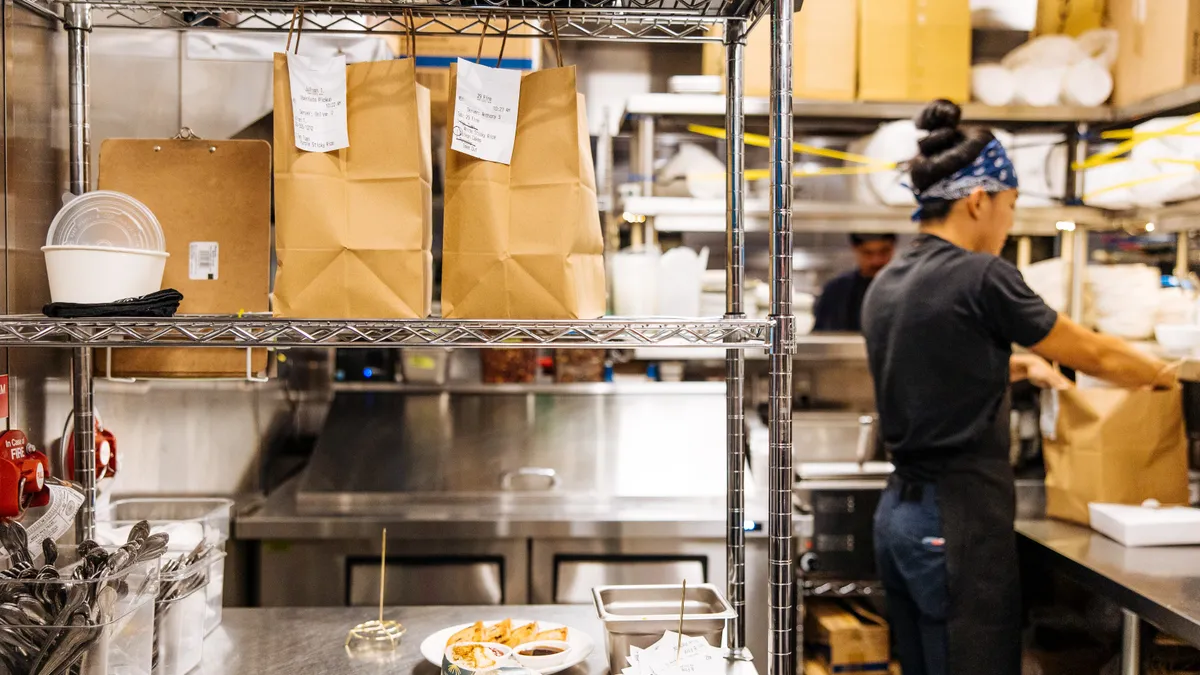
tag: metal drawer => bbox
[349,558,504,606]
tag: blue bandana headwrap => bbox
[911,138,1018,221]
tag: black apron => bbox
[936,392,1021,675]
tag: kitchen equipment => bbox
[95,497,233,634]
[157,547,225,675]
[656,246,709,317]
[591,583,736,670]
[0,521,164,675]
[42,245,169,304]
[46,189,164,250]
[401,348,451,385]
[795,446,892,580]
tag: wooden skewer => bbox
[676,579,687,663]
[379,528,387,625]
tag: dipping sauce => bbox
[519,647,565,657]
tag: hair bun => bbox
[918,127,964,156]
[916,99,962,133]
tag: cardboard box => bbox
[858,0,971,103]
[1111,0,1200,107]
[388,22,540,124]
[1035,0,1107,36]
[701,0,857,101]
[804,600,890,672]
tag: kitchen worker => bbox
[862,100,1176,675]
[813,234,896,332]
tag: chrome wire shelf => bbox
[801,579,885,598]
[40,0,755,40]
[0,316,773,349]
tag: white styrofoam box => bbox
[1130,116,1200,206]
[1089,503,1200,547]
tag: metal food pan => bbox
[592,583,736,668]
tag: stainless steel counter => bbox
[197,606,759,675]
[1016,519,1200,649]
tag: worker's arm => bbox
[1030,314,1174,388]
[1010,352,1072,389]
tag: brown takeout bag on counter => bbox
[272,53,433,318]
[1043,387,1190,525]
[97,137,270,378]
[442,63,606,319]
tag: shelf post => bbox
[723,18,749,662]
[65,0,96,543]
[768,0,798,673]
[1065,123,1088,323]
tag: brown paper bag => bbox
[442,64,606,319]
[273,53,433,318]
[98,137,270,378]
[1043,387,1190,525]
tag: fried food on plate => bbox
[446,621,484,646]
[533,627,569,642]
[503,622,539,647]
[482,618,513,644]
[450,644,500,669]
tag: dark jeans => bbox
[874,480,949,675]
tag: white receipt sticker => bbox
[23,485,85,558]
[451,58,521,165]
[189,241,219,280]
[286,52,349,153]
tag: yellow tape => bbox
[1101,129,1200,140]
[688,124,897,169]
[1074,113,1200,170]
[691,164,898,182]
[1082,169,1196,201]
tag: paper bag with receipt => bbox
[272,52,433,318]
[442,58,606,319]
[1043,386,1189,525]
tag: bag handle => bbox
[547,14,563,68]
[402,9,417,62]
[475,14,511,68]
[286,7,304,53]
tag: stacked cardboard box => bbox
[1111,0,1200,107]
[804,600,891,674]
[701,0,971,104]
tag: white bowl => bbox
[1155,323,1200,355]
[513,641,572,669]
[43,245,168,304]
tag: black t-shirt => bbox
[861,234,1058,469]
[814,270,872,332]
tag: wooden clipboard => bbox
[97,135,271,378]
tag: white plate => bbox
[420,620,594,675]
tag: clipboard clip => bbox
[173,127,201,141]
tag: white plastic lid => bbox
[46,191,165,251]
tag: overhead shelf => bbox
[34,0,755,40]
[623,196,1103,236]
[632,334,865,361]
[0,316,773,349]
[621,94,1114,131]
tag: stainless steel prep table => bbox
[1017,519,1200,673]
[236,386,806,663]
[195,605,644,675]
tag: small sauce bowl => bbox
[513,640,572,669]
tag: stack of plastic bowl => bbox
[42,190,169,304]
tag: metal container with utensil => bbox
[592,583,737,669]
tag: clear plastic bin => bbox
[96,498,233,635]
[0,545,160,675]
[156,550,224,675]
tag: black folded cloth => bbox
[42,289,184,319]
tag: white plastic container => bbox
[43,245,168,303]
[157,551,225,675]
[97,498,233,635]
